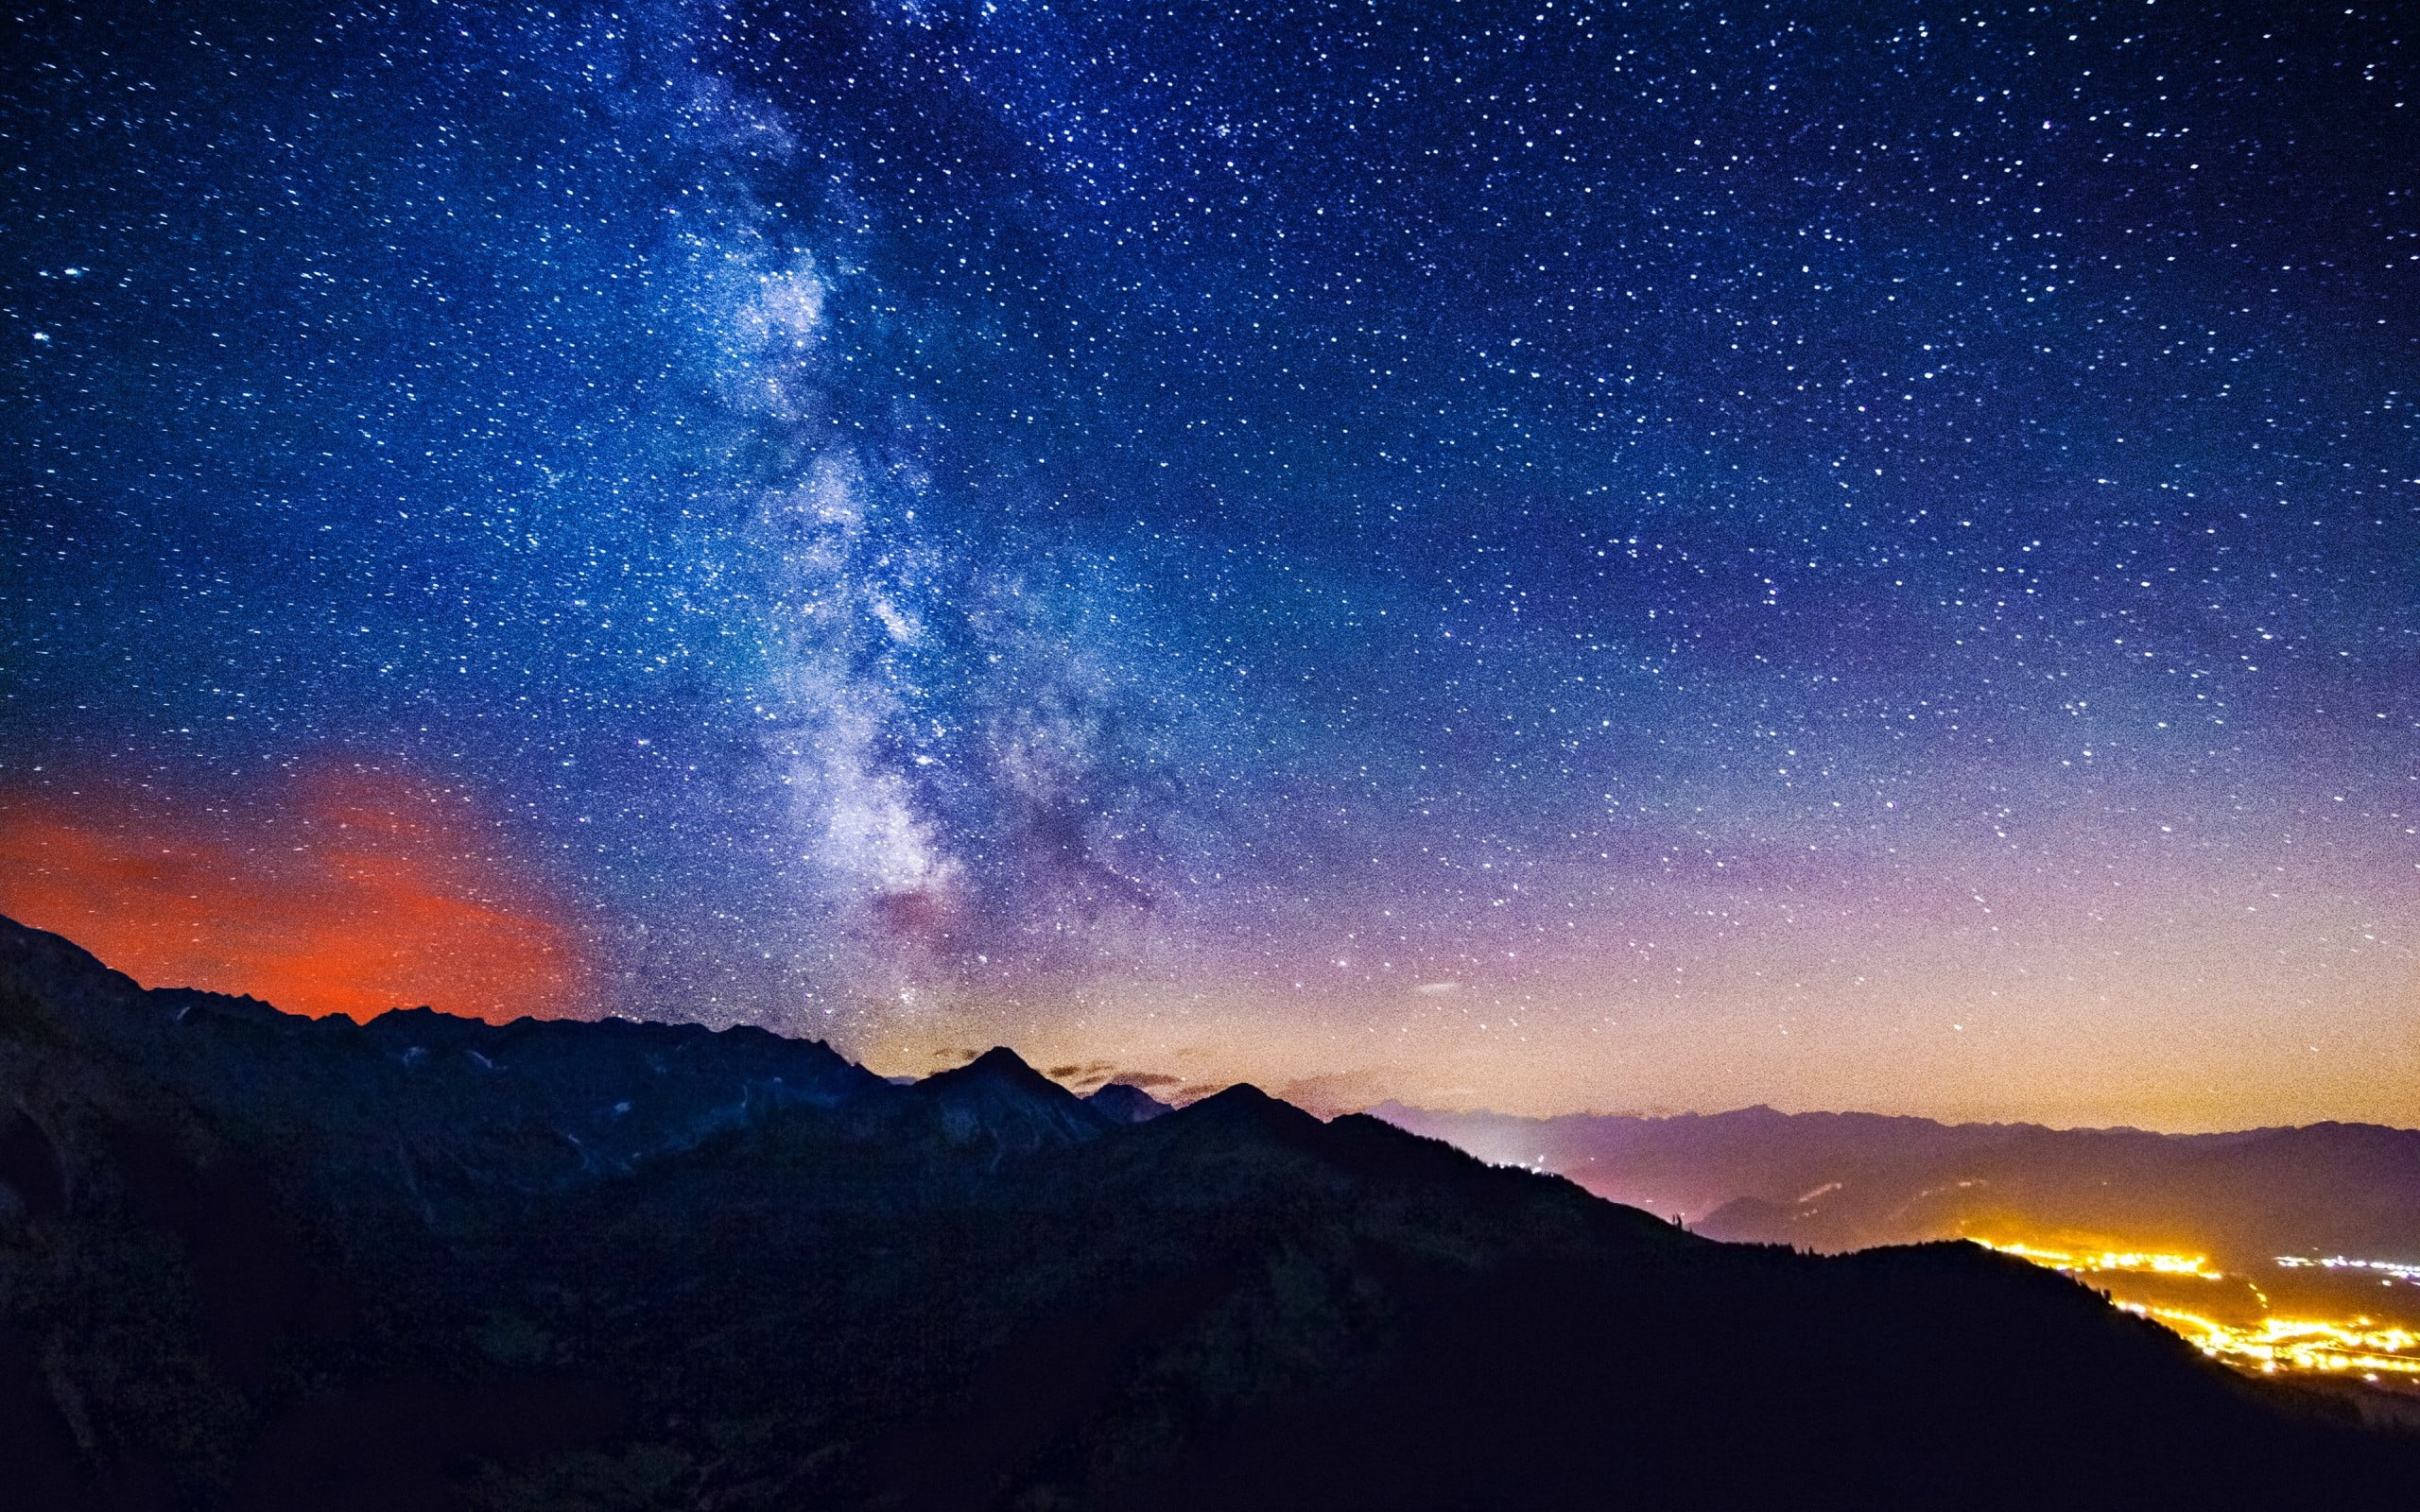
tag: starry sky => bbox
[4,0,2414,1128]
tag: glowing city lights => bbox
[2273,1255,2420,1285]
[1976,1241,2221,1280]
[1979,1240,2420,1384]
[2124,1308,2420,1378]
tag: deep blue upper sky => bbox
[4,0,2414,1123]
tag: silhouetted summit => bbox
[908,1047,1115,1158]
[1083,1082,1173,1125]
[1,914,2411,1511]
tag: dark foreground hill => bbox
[3,917,2413,1511]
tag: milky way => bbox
[4,0,2414,1126]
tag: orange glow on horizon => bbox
[0,768,586,1022]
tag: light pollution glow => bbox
[1979,1242,2420,1384]
[0,771,586,1023]
[2126,1310,2420,1383]
[1978,1242,2223,1281]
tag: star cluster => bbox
[4,0,2413,1125]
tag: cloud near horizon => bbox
[0,768,586,1022]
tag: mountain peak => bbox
[912,1045,1112,1153]
[1167,1082,1325,1146]
[1087,1083,1173,1125]
[962,1045,1036,1076]
[919,1045,1062,1095]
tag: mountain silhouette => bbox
[1368,1100,2420,1266]
[1082,1082,1173,1125]
[2,914,2413,1510]
[909,1046,1117,1160]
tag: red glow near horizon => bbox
[0,768,585,1022]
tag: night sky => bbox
[5,0,2414,1127]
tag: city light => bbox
[1978,1240,2420,1384]
[2124,1308,2420,1379]
[1975,1240,2221,1280]
[2274,1255,2420,1285]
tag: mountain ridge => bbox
[4,913,2415,1509]
[1368,1099,2420,1265]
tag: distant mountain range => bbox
[1366,1101,2420,1267]
[3,913,2413,1510]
